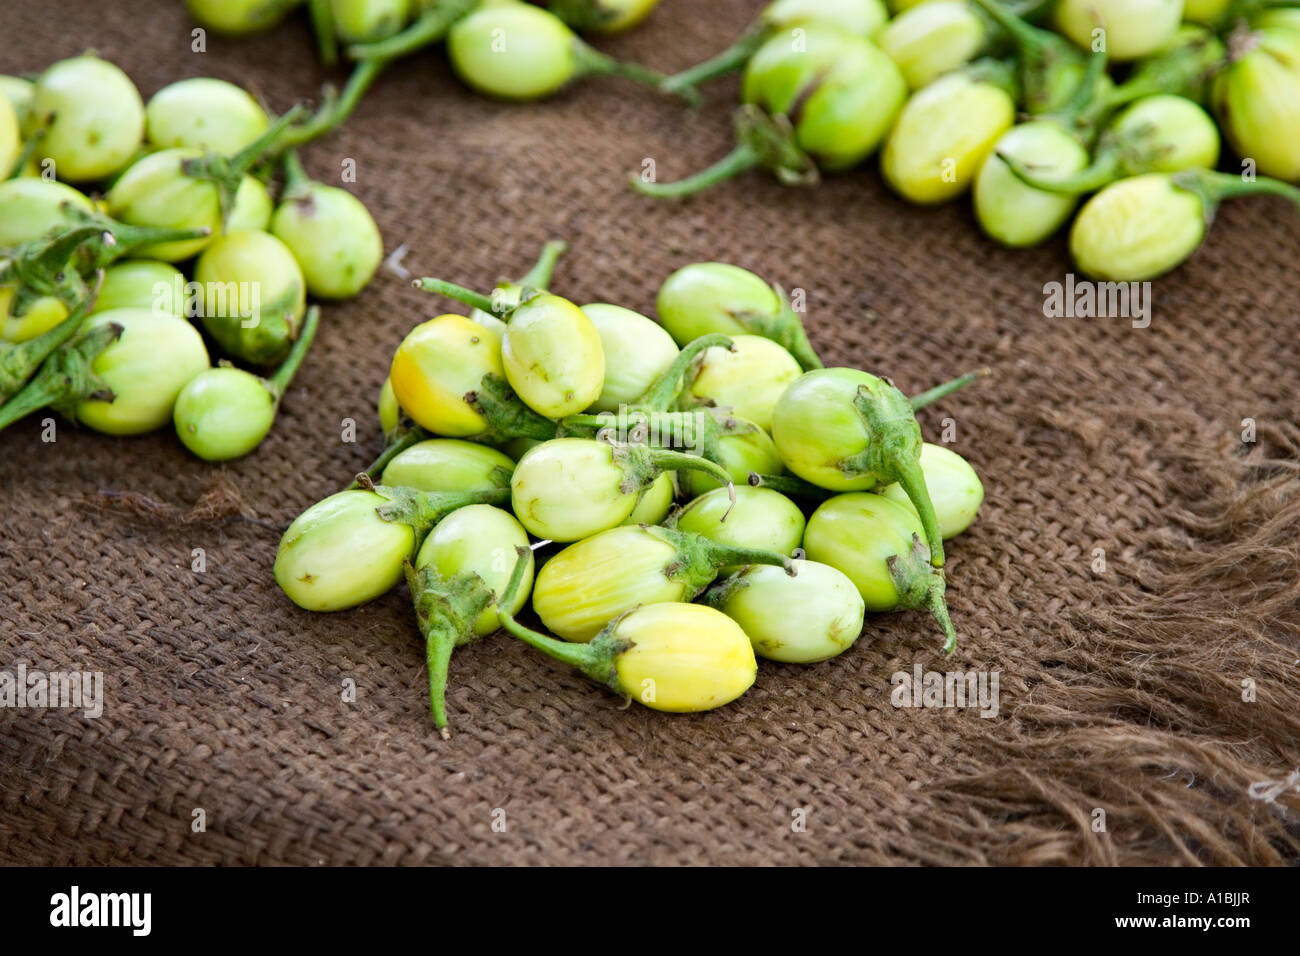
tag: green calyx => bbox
[701,569,750,613]
[631,105,818,199]
[404,560,497,737]
[650,524,796,597]
[202,280,304,368]
[886,533,958,653]
[1104,29,1226,108]
[0,316,122,432]
[1051,42,1112,139]
[0,270,103,404]
[728,284,823,371]
[463,372,560,444]
[364,478,509,539]
[180,104,309,221]
[608,436,736,508]
[0,224,105,314]
[1172,168,1300,225]
[496,546,631,695]
[58,208,216,271]
[972,0,1084,114]
[842,378,946,568]
[750,368,987,524]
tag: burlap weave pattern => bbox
[1,0,1298,865]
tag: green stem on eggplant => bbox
[349,422,432,489]
[7,126,46,181]
[404,561,497,738]
[347,0,481,61]
[0,224,106,310]
[892,455,946,569]
[886,534,958,653]
[633,333,734,411]
[970,0,1085,114]
[464,373,560,444]
[497,547,625,690]
[0,319,122,432]
[745,471,832,501]
[1174,168,1300,214]
[360,474,509,529]
[692,534,800,577]
[660,21,767,95]
[572,40,701,107]
[280,61,387,150]
[280,149,313,199]
[412,276,499,315]
[0,271,103,403]
[61,211,213,270]
[630,142,761,199]
[309,0,339,67]
[1099,30,1226,110]
[1001,146,1121,195]
[1052,41,1111,138]
[632,105,819,198]
[424,612,458,735]
[736,285,822,371]
[776,287,824,371]
[266,305,321,400]
[638,444,736,513]
[515,239,569,291]
[558,408,723,464]
[842,380,946,568]
[181,104,309,220]
[909,368,991,410]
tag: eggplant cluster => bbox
[183,0,686,146]
[182,1,1300,283]
[0,56,384,459]
[640,0,1300,282]
[275,243,988,735]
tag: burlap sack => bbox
[2,0,1297,865]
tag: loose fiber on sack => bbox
[2,0,1299,866]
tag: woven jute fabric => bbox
[2,0,1299,866]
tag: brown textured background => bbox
[2,0,1299,865]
